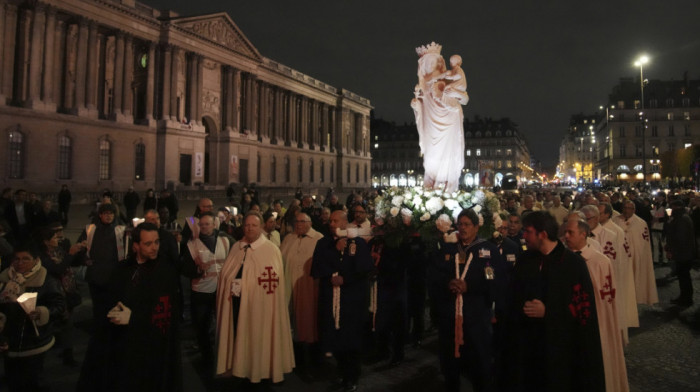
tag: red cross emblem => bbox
[258,266,280,294]
[603,241,617,260]
[600,275,616,303]
[569,283,592,325]
[623,239,631,258]
[642,227,650,242]
[151,295,172,334]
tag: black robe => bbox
[502,241,605,392]
[311,236,373,352]
[78,255,182,392]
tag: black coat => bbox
[311,236,373,352]
[502,241,605,392]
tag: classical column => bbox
[85,21,98,115]
[222,66,232,130]
[121,34,133,120]
[285,93,294,146]
[169,46,179,121]
[0,2,5,104]
[195,54,203,125]
[111,32,124,119]
[74,18,89,114]
[145,41,155,122]
[159,44,171,121]
[185,52,196,123]
[41,6,56,109]
[26,3,46,108]
[0,2,18,104]
[53,19,63,107]
[250,76,258,133]
[231,69,241,131]
[14,7,32,104]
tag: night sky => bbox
[145,0,700,168]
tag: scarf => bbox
[0,260,42,303]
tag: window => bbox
[8,130,24,179]
[256,154,261,183]
[651,126,658,137]
[635,144,643,157]
[618,127,625,137]
[330,162,334,183]
[320,160,324,183]
[297,158,303,182]
[684,112,691,121]
[284,156,290,182]
[364,165,368,183]
[466,149,471,156]
[506,160,512,168]
[309,159,314,183]
[685,125,691,136]
[667,142,676,152]
[668,125,674,136]
[99,139,111,180]
[356,163,360,183]
[619,144,626,158]
[666,99,674,107]
[667,112,674,120]
[346,163,350,183]
[58,135,72,179]
[134,142,145,180]
[506,149,512,156]
[476,149,481,156]
[635,126,643,137]
[270,155,276,183]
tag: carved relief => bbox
[180,19,256,58]
[202,89,220,118]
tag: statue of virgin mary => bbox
[411,42,469,193]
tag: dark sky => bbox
[145,0,700,167]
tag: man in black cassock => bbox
[429,209,507,392]
[312,211,373,392]
[78,223,182,391]
[500,211,604,392]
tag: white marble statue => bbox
[411,42,468,192]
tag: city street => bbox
[1,199,698,392]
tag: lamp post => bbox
[634,55,649,184]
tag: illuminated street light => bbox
[634,54,649,183]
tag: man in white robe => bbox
[280,213,323,373]
[613,201,659,305]
[564,218,629,392]
[599,203,639,331]
[216,212,294,383]
[581,205,634,343]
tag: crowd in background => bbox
[0,181,698,391]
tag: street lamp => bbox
[634,55,649,183]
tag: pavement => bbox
[1,200,699,391]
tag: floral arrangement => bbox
[371,186,502,248]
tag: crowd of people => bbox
[0,183,697,391]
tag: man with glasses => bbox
[280,213,324,377]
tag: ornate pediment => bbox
[171,13,262,61]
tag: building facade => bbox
[558,114,598,183]
[371,116,532,189]
[0,0,372,194]
[594,75,700,183]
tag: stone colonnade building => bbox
[0,0,372,194]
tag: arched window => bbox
[134,142,146,180]
[320,160,325,183]
[284,156,290,183]
[58,135,72,180]
[99,138,111,180]
[8,129,24,179]
[309,158,314,183]
[356,163,360,183]
[270,155,277,183]
[256,153,261,183]
[346,163,351,183]
[298,158,303,182]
